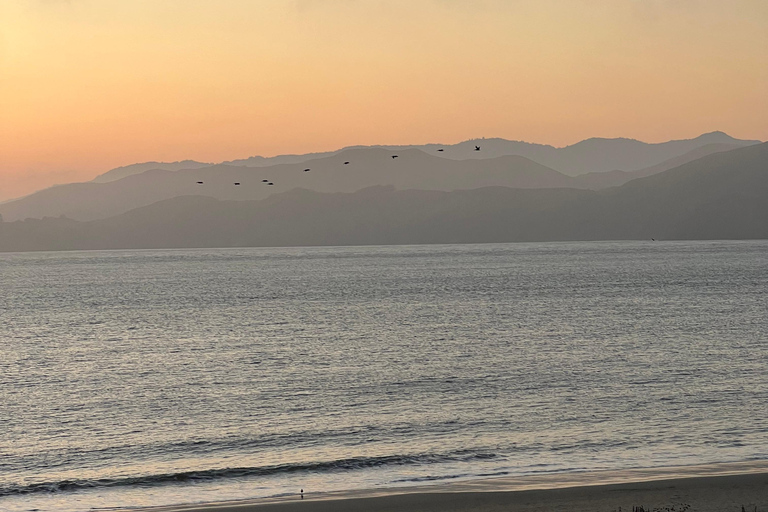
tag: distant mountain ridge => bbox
[88,131,760,183]
[2,142,766,252]
[570,142,744,189]
[408,131,760,175]
[0,150,572,222]
[92,160,212,183]
[0,133,759,222]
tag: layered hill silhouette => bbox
[0,135,755,222]
[2,142,765,252]
[376,131,759,175]
[570,142,745,189]
[92,160,212,183]
[0,150,577,222]
[91,130,758,182]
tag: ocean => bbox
[1,241,767,512]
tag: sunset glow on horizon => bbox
[1,0,767,200]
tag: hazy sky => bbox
[1,0,767,200]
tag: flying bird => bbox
[474,145,481,151]
[234,182,241,185]
[392,155,398,159]
[437,149,444,152]
[268,182,274,185]
[344,161,350,165]
[304,168,311,172]
[196,181,203,184]
[262,179,269,182]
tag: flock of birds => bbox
[192,145,481,187]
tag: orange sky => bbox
[1,0,767,201]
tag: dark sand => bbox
[122,464,768,512]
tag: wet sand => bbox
[122,463,768,512]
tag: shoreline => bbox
[116,460,768,512]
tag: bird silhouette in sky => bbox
[344,161,350,165]
[304,168,311,172]
[196,181,203,184]
[234,182,240,185]
[262,179,269,182]
[392,155,398,159]
[437,149,444,152]
[474,145,481,151]
[268,182,274,185]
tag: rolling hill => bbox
[0,149,576,222]
[1,143,765,252]
[82,131,759,184]
[1,136,759,223]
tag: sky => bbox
[1,0,767,201]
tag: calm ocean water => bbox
[1,241,767,512]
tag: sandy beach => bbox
[119,463,768,512]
